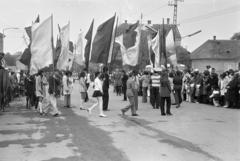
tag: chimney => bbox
[147,20,151,25]
[213,36,216,40]
[125,20,127,24]
[167,18,170,25]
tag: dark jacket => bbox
[173,76,182,91]
[48,75,60,95]
[160,80,171,97]
[102,72,109,90]
[122,74,128,87]
[226,80,238,103]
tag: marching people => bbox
[121,70,128,101]
[150,68,161,109]
[83,68,91,102]
[159,71,172,116]
[43,70,60,117]
[63,71,71,108]
[121,72,138,116]
[87,71,107,117]
[132,70,139,110]
[35,70,45,115]
[139,71,150,103]
[102,66,110,111]
[113,69,122,96]
[79,71,87,110]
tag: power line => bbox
[127,0,158,17]
[9,41,25,53]
[179,5,240,24]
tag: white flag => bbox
[166,29,177,66]
[151,31,160,68]
[75,31,84,65]
[147,35,153,66]
[115,25,141,66]
[57,22,70,70]
[30,16,52,75]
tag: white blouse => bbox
[94,77,103,92]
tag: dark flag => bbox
[123,21,139,50]
[90,15,115,65]
[69,41,74,53]
[84,19,94,71]
[160,19,167,68]
[24,15,40,40]
[54,36,61,67]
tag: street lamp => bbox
[2,27,19,52]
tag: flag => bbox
[84,19,94,70]
[160,19,167,68]
[75,31,84,65]
[115,24,141,66]
[147,35,154,67]
[68,51,74,70]
[108,17,118,63]
[151,30,160,68]
[20,15,40,67]
[166,29,177,66]
[57,22,70,70]
[54,35,61,67]
[30,16,52,75]
[90,15,115,64]
[69,41,74,53]
[123,21,139,49]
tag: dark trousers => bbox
[142,87,148,103]
[174,90,182,105]
[160,97,171,114]
[116,86,122,95]
[122,85,127,100]
[102,90,109,110]
[85,83,89,101]
[152,87,159,108]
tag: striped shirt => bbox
[151,74,160,87]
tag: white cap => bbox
[153,68,162,72]
[194,69,199,72]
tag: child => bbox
[209,85,220,107]
[184,76,191,102]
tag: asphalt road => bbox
[0,81,239,161]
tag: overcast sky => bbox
[0,0,239,54]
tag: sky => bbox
[0,0,239,54]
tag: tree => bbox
[4,52,16,66]
[175,46,191,69]
[230,32,240,40]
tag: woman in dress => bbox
[87,71,107,117]
[159,72,172,116]
[35,70,45,115]
[79,71,87,110]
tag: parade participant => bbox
[24,71,35,109]
[225,73,239,108]
[43,70,60,117]
[121,72,138,116]
[83,68,91,102]
[63,71,71,108]
[132,70,139,110]
[68,71,74,104]
[159,72,172,116]
[79,71,87,110]
[219,72,229,106]
[139,71,150,103]
[87,71,107,117]
[121,70,128,101]
[35,69,45,115]
[168,72,176,105]
[102,66,110,111]
[150,68,161,109]
[113,69,122,96]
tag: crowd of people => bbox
[1,64,240,117]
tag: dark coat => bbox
[173,76,182,91]
[48,75,60,96]
[24,76,35,97]
[102,72,109,90]
[122,74,128,87]
[160,80,171,97]
[226,80,238,103]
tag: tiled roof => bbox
[191,40,240,60]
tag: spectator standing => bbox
[139,71,150,103]
[150,69,161,109]
[102,66,110,111]
[121,70,128,101]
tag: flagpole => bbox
[139,13,143,68]
[51,14,56,94]
[163,18,167,69]
[109,16,118,72]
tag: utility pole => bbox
[168,0,184,26]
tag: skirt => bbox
[92,90,103,97]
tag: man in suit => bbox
[121,70,128,101]
[121,72,138,116]
[102,66,110,111]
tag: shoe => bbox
[132,114,138,116]
[80,107,86,110]
[121,110,125,115]
[87,109,91,116]
[166,113,172,115]
[39,112,45,116]
[161,113,166,116]
[53,113,59,117]
[99,114,107,117]
[223,105,228,108]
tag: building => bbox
[0,33,3,52]
[190,36,240,74]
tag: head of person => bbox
[128,72,134,79]
[143,71,148,75]
[211,67,216,74]
[232,73,239,82]
[68,71,72,77]
[229,69,234,76]
[122,70,126,74]
[38,69,44,76]
[79,71,85,78]
[176,70,182,77]
[103,66,108,72]
[95,71,101,78]
[212,85,218,91]
[169,72,174,78]
[132,70,138,76]
[160,72,169,86]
